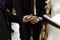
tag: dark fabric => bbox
[0,0,9,39]
[0,0,21,40]
[0,10,8,40]
[14,0,47,23]
[20,22,42,40]
[14,0,47,40]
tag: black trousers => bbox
[20,21,42,40]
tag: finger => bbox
[22,17,28,22]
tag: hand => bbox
[30,17,42,24]
[30,19,37,24]
[22,15,32,22]
[30,18,40,24]
[22,15,29,22]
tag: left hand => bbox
[30,17,40,24]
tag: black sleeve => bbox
[6,0,21,23]
[7,13,21,23]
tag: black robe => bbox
[0,0,20,40]
[14,0,47,40]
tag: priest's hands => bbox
[30,17,42,24]
[22,15,42,24]
[22,15,32,22]
[30,17,39,24]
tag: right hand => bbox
[22,15,31,22]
